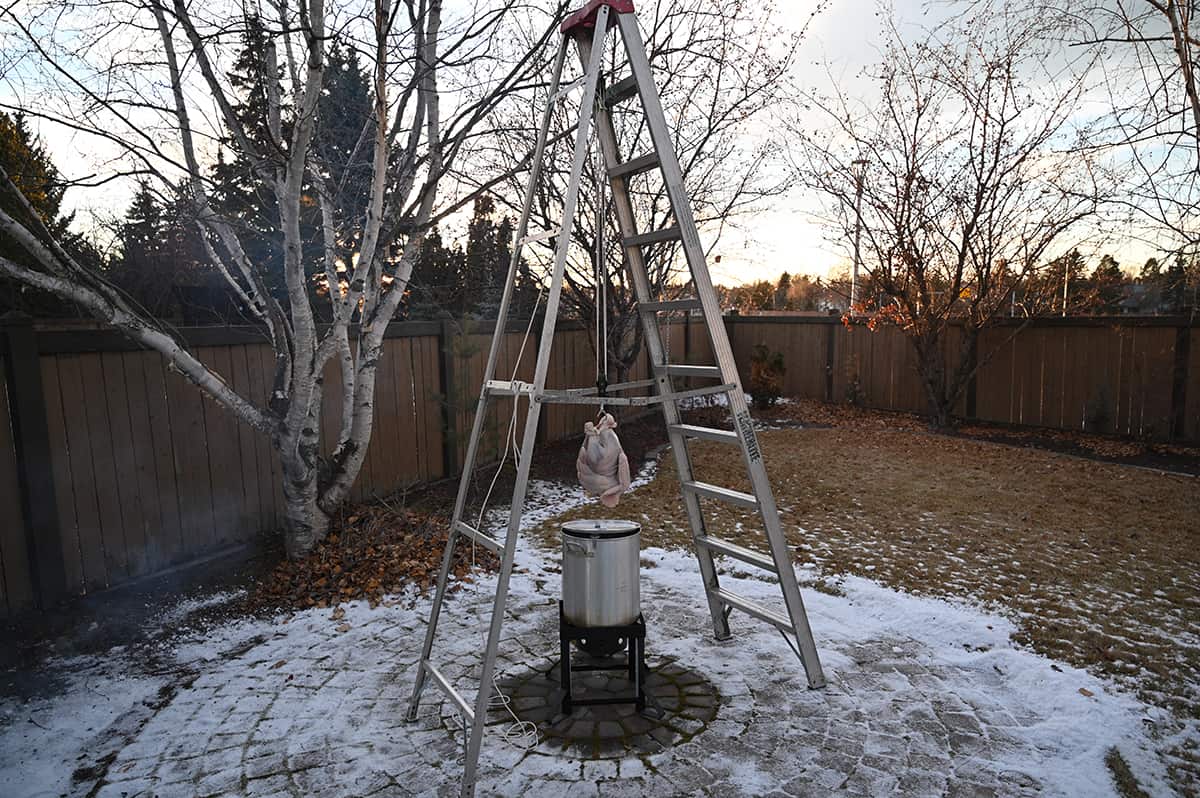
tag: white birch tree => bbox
[0,0,559,556]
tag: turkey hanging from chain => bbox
[576,412,631,507]
[576,140,631,508]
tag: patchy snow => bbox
[0,474,1183,797]
[0,657,159,798]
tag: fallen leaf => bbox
[271,660,287,670]
[336,623,351,633]
[1078,687,1094,698]
[330,607,345,621]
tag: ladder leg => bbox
[462,13,613,795]
[578,33,730,641]
[460,399,543,797]
[406,390,495,720]
[616,13,825,685]
[407,33,573,723]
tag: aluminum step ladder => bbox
[406,2,825,795]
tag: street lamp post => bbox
[850,158,867,315]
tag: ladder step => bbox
[624,226,681,248]
[454,520,502,554]
[697,536,778,573]
[669,423,739,444]
[639,298,702,313]
[484,380,534,397]
[517,228,561,248]
[424,660,475,723]
[539,382,733,407]
[682,481,759,510]
[552,75,585,103]
[604,76,638,107]
[709,588,793,632]
[609,152,659,178]
[660,364,722,379]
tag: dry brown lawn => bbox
[534,420,1200,787]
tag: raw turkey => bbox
[576,412,631,507]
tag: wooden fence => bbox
[724,315,1199,441]
[0,316,710,616]
[2,313,1192,616]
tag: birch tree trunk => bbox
[0,0,559,555]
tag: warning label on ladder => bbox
[735,410,761,462]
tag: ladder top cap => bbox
[561,0,635,33]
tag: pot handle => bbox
[563,539,595,558]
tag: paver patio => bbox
[1,534,1173,797]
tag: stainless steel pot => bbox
[561,519,641,628]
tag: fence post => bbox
[0,312,66,608]
[966,334,979,420]
[438,319,460,477]
[824,321,836,402]
[1170,324,1190,441]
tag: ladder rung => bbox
[639,298,702,313]
[682,481,759,510]
[424,661,475,723]
[537,382,733,407]
[604,76,638,107]
[484,380,534,397]
[624,226,681,248]
[609,152,659,178]
[709,588,793,631]
[669,424,739,444]
[660,364,722,379]
[454,521,502,554]
[697,537,778,573]
[517,228,561,248]
[552,76,585,103]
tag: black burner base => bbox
[558,601,647,715]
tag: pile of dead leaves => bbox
[248,504,498,612]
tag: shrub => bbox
[749,343,786,409]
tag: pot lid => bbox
[561,519,640,539]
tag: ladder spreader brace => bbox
[405,3,826,795]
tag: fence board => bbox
[0,356,34,614]
[227,346,263,531]
[54,356,108,590]
[242,345,277,528]
[139,354,186,564]
[79,354,131,583]
[39,358,83,595]
[122,352,169,572]
[1188,329,1200,442]
[164,362,216,558]
[418,335,444,481]
[99,352,149,577]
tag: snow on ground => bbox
[0,473,1178,797]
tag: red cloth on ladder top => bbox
[560,0,635,33]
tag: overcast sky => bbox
[18,0,1165,285]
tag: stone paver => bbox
[5,543,1161,798]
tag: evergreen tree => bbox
[1163,254,1198,314]
[110,183,223,322]
[0,111,97,315]
[316,39,374,266]
[774,271,792,310]
[1091,254,1126,314]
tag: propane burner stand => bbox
[558,601,647,714]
